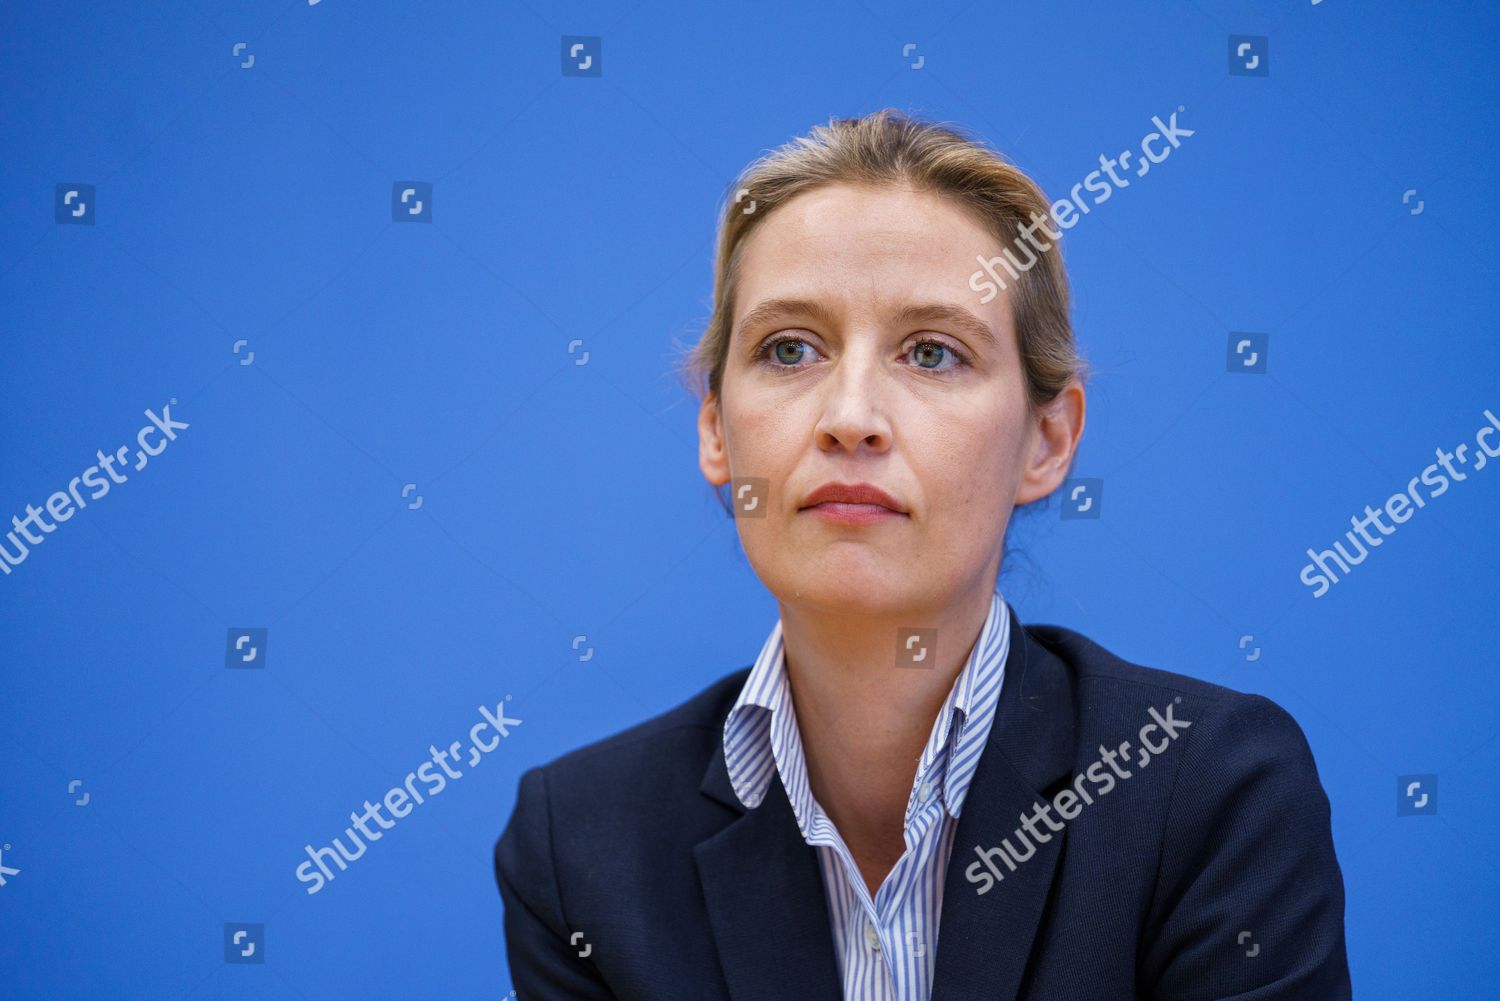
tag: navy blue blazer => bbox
[494,605,1352,999]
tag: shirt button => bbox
[917,779,933,801]
[864,921,881,951]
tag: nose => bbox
[813,343,893,455]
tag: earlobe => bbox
[1014,432,1058,506]
[698,393,731,487]
[1014,381,1086,506]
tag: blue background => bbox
[2,0,1497,997]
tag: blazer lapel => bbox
[930,607,1079,1001]
[694,735,844,1000]
[691,605,1078,1001]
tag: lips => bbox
[800,481,907,513]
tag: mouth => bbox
[800,501,906,525]
[798,482,908,524]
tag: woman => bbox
[494,109,1350,1000]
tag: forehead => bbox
[731,182,1009,328]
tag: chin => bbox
[769,565,912,614]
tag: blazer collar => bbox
[694,603,1078,1000]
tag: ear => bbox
[698,391,731,487]
[1015,379,1085,505]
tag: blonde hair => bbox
[675,108,1089,411]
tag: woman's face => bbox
[698,182,1081,615]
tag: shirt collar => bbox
[721,592,1012,836]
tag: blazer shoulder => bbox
[1023,621,1321,756]
[1028,620,1264,706]
[1022,621,1331,846]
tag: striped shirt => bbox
[720,591,1013,1001]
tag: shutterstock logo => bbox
[0,401,190,576]
[965,698,1192,894]
[296,697,522,895]
[969,109,1194,305]
[1299,407,1500,596]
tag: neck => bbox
[776,580,999,880]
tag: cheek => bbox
[725,395,795,464]
[918,413,1018,517]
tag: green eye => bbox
[911,342,948,368]
[907,340,969,371]
[754,335,820,368]
[752,335,971,373]
[774,339,808,365]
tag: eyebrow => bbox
[735,297,999,352]
[735,298,841,340]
